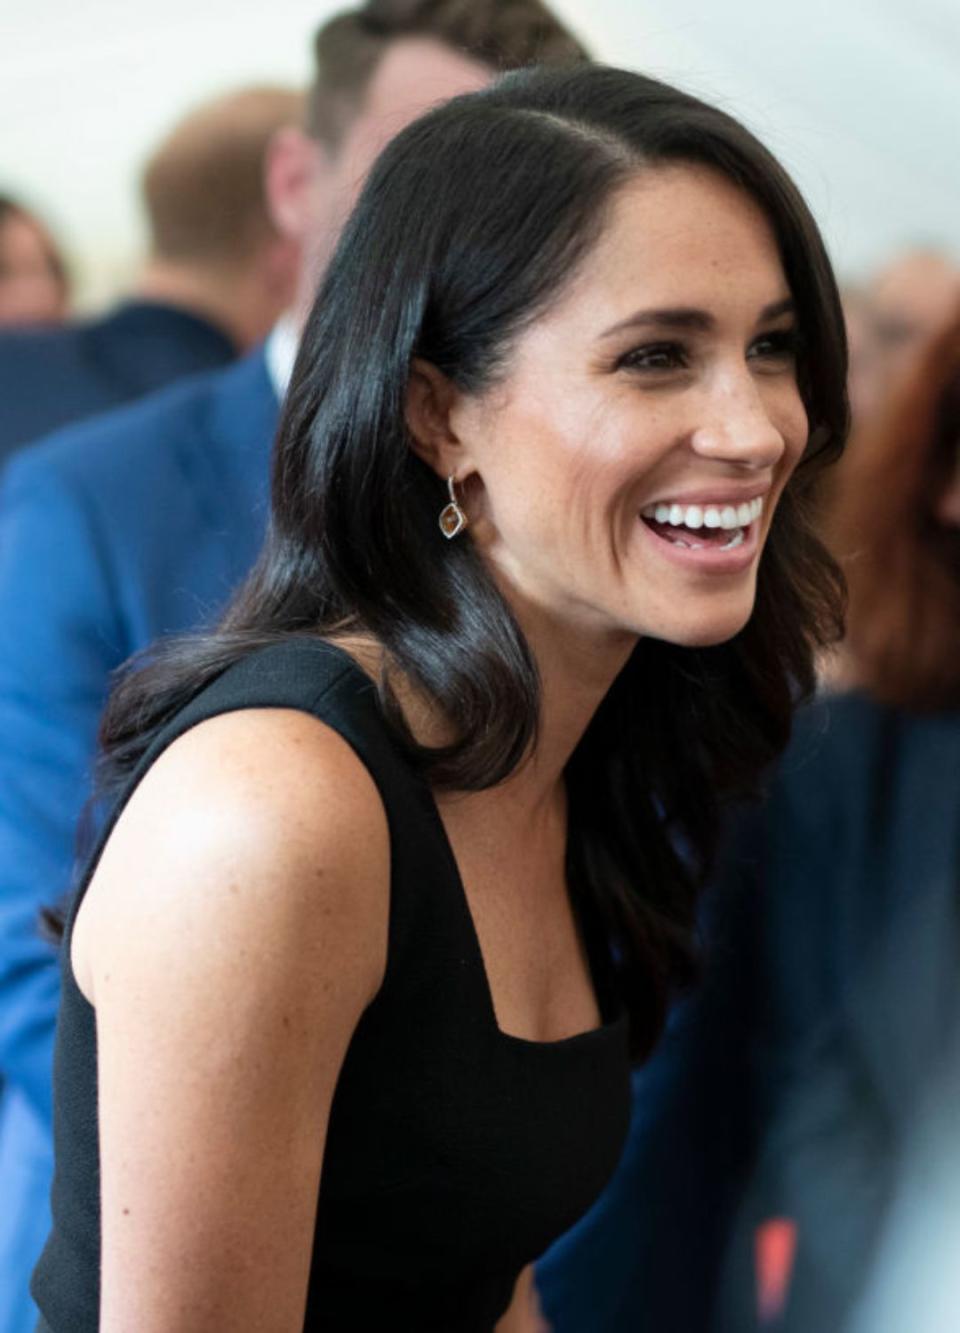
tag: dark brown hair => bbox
[100,65,846,1059]
[827,307,960,710]
[306,0,589,148]
[142,86,304,265]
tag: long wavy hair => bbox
[97,65,848,1058]
[827,307,960,710]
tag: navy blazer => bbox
[0,300,236,463]
[0,350,277,1332]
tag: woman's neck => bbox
[328,607,636,820]
[533,626,634,784]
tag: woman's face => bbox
[450,164,809,650]
[0,212,66,327]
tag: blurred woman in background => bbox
[707,307,960,1332]
[828,306,960,706]
[0,195,69,327]
[840,315,960,1329]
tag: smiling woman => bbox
[35,61,847,1333]
[409,163,813,652]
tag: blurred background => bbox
[3,0,958,307]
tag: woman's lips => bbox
[639,512,761,574]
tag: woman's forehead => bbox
[525,165,789,344]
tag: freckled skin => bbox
[448,165,808,654]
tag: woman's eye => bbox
[749,328,799,363]
[617,342,688,373]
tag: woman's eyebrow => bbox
[598,296,796,340]
[599,307,714,338]
[757,296,796,323]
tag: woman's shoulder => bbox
[144,702,387,837]
[74,704,391,1008]
[121,634,391,888]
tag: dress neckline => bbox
[311,639,626,1049]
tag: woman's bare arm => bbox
[74,708,390,1333]
[494,1265,551,1332]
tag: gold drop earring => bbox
[438,474,468,539]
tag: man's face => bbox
[280,37,492,321]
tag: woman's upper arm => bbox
[78,708,390,1333]
[494,1265,551,1333]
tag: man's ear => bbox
[264,126,325,243]
[405,357,465,479]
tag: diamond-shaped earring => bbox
[438,474,468,539]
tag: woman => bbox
[828,305,960,707]
[0,195,69,328]
[31,64,846,1332]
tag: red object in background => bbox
[755,1217,798,1326]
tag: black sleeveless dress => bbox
[32,639,631,1332]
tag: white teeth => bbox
[640,495,765,531]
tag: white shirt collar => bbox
[263,314,300,401]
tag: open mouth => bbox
[639,497,764,552]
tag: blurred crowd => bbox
[1,4,958,1331]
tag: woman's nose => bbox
[689,375,790,470]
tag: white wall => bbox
[2,0,958,307]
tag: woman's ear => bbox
[405,358,464,479]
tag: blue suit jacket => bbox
[0,300,236,464]
[0,350,277,1332]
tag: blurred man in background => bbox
[0,195,70,328]
[0,84,303,463]
[0,5,588,1331]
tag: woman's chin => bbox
[647,602,755,650]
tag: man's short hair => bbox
[307,0,589,150]
[142,86,305,267]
